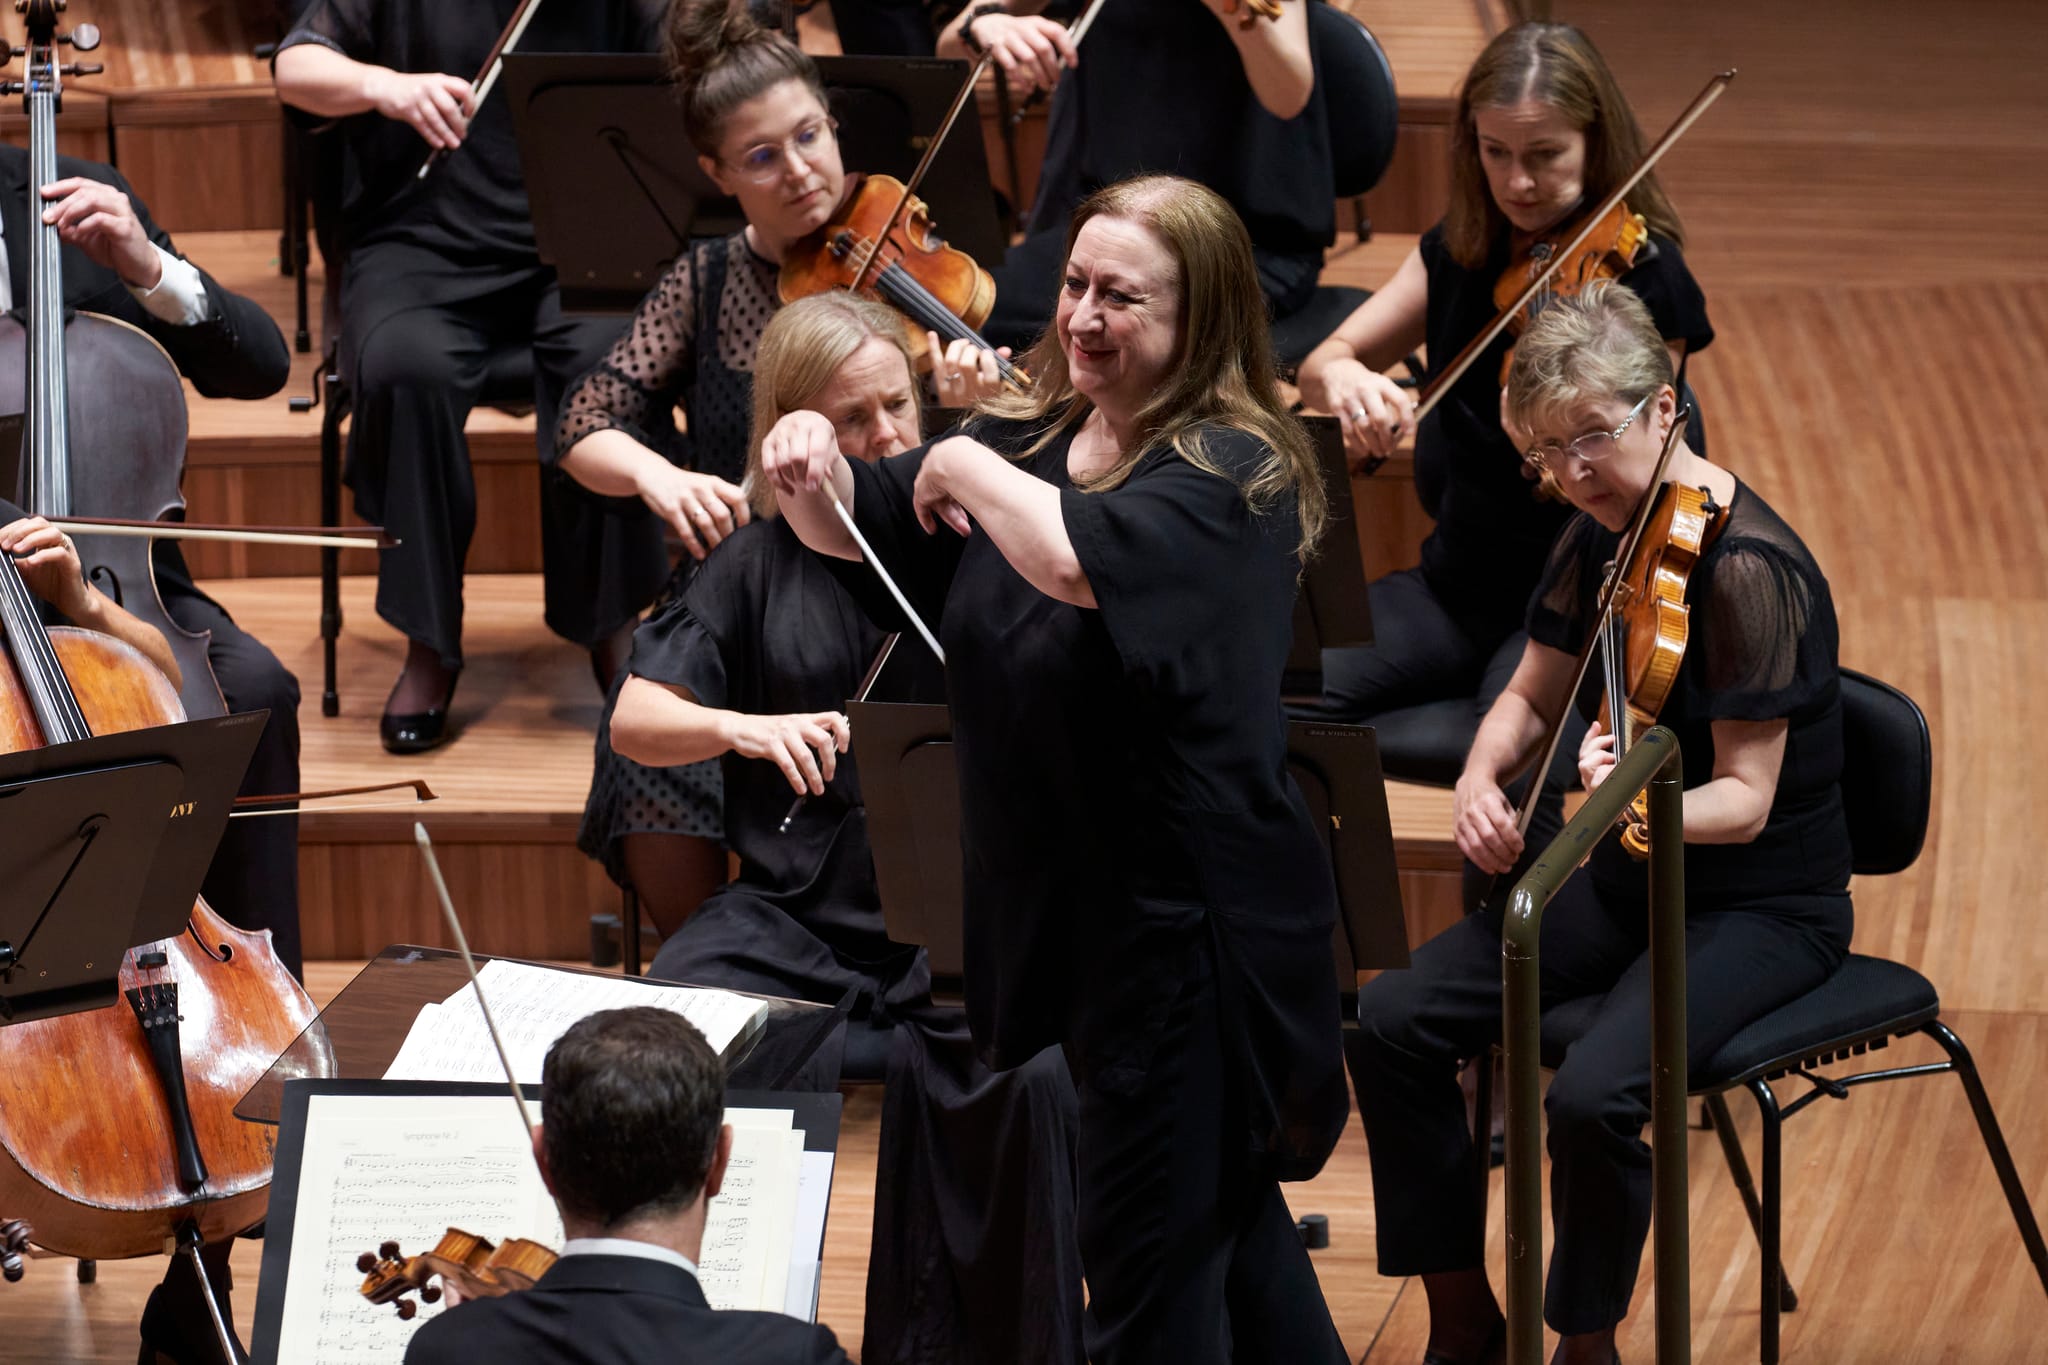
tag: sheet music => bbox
[274,1094,559,1365]
[381,958,768,1085]
[699,1110,803,1311]
[267,1092,830,1363]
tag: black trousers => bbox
[1352,878,1851,1334]
[982,224,1325,355]
[826,0,935,56]
[339,239,653,669]
[1067,938,1346,1365]
[156,543,304,980]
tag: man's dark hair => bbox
[541,1007,725,1229]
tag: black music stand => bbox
[1285,415,1373,702]
[0,713,267,1023]
[851,703,1408,989]
[503,53,1007,314]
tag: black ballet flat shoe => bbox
[380,671,460,755]
[1423,1315,1507,1365]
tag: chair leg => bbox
[1748,1077,1784,1365]
[623,888,643,978]
[319,372,349,718]
[1472,1048,1495,1227]
[1704,1092,1798,1312]
[1922,1020,2048,1296]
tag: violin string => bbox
[832,229,1025,386]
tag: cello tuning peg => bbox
[378,1240,401,1259]
[61,62,100,76]
[395,1298,418,1321]
[63,22,97,50]
[420,1284,442,1304]
[355,1251,379,1273]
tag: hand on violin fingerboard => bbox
[926,333,1012,406]
[365,69,477,151]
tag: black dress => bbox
[278,0,666,667]
[1353,478,1854,1335]
[831,417,1348,1364]
[634,517,1085,1365]
[564,232,783,880]
[982,0,1335,349]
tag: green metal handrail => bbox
[1502,725,1687,1365]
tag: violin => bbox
[1410,70,1735,432]
[1492,198,1650,379]
[1218,0,1284,30]
[0,0,325,1286]
[1597,478,1727,857]
[779,173,1029,391]
[359,1228,559,1318]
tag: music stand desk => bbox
[234,945,845,1125]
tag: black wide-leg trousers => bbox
[338,240,660,670]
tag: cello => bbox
[0,0,326,1334]
[0,4,239,725]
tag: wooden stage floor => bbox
[11,0,2048,1360]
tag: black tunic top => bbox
[1415,224,1713,632]
[279,0,663,264]
[1526,478,1851,905]
[1023,0,1334,258]
[628,517,909,959]
[835,416,1347,1178]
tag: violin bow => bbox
[417,0,547,181]
[777,630,899,834]
[850,50,998,297]
[1411,70,1735,427]
[230,778,437,819]
[1504,402,1691,842]
[50,517,395,551]
[414,823,538,1143]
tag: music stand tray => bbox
[0,713,266,1023]
[504,52,1007,314]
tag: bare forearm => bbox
[939,441,1092,606]
[1465,688,1548,790]
[274,44,392,118]
[561,429,667,500]
[1679,776,1774,844]
[609,678,733,769]
[775,457,860,562]
[1226,8,1312,119]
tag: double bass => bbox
[0,0,325,1323]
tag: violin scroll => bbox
[359,1227,558,1319]
[0,1219,30,1282]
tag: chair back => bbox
[1837,668,1932,875]
[1310,2,1399,199]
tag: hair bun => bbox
[665,0,767,81]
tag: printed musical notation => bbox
[382,958,769,1086]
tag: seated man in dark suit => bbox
[0,144,305,981]
[405,1007,852,1365]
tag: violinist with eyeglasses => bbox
[557,0,1012,938]
[1351,282,1852,1365]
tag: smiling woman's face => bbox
[1055,214,1181,423]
